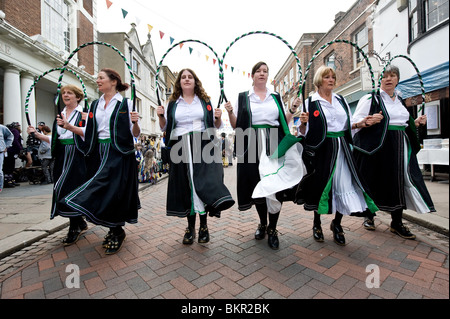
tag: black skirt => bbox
[236,127,289,211]
[354,129,435,213]
[295,135,377,215]
[166,133,235,218]
[51,142,87,219]
[60,142,140,227]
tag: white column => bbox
[20,72,36,127]
[3,66,22,126]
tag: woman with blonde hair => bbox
[27,84,89,246]
[157,68,235,245]
[295,65,377,246]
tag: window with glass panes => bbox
[409,0,449,42]
[426,0,449,30]
[42,0,71,52]
[353,26,368,68]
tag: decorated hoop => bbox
[155,39,222,106]
[378,54,425,113]
[301,39,376,106]
[24,67,88,126]
[221,31,303,104]
[55,41,136,115]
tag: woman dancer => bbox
[296,65,378,245]
[157,68,235,245]
[59,68,141,254]
[224,61,305,250]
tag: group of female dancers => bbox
[27,61,435,255]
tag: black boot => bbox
[198,213,209,243]
[183,227,195,245]
[313,224,324,242]
[62,217,88,246]
[255,224,267,240]
[390,222,416,240]
[312,211,324,242]
[267,227,279,250]
[198,225,210,243]
[330,219,345,246]
[105,227,126,255]
[183,214,196,244]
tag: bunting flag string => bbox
[103,0,251,78]
[154,39,222,107]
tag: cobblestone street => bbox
[0,166,448,302]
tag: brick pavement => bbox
[0,165,448,301]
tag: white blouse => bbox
[163,95,221,137]
[48,104,84,144]
[233,87,281,127]
[352,89,409,135]
[301,92,350,135]
[94,92,138,139]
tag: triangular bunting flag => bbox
[189,47,193,54]
[147,24,153,33]
[106,0,113,9]
[213,59,216,65]
[121,9,128,19]
[179,43,184,49]
[205,55,209,61]
[231,66,234,72]
[170,37,175,45]
[159,31,165,39]
[225,64,228,70]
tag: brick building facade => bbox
[0,0,98,127]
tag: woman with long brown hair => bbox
[157,68,235,245]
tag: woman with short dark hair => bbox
[352,65,435,239]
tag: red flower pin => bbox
[78,121,83,127]
[313,110,320,117]
[207,105,212,111]
[89,112,94,119]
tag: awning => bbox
[397,61,449,98]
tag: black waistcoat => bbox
[235,91,288,157]
[305,94,353,149]
[77,98,135,155]
[353,93,421,155]
[165,98,215,147]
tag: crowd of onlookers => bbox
[1,121,54,192]
[0,123,171,193]
[134,135,169,185]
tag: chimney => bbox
[334,11,346,24]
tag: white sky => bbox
[96,0,356,112]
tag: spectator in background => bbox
[4,122,23,188]
[0,124,14,192]
[25,121,43,167]
[37,125,54,184]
